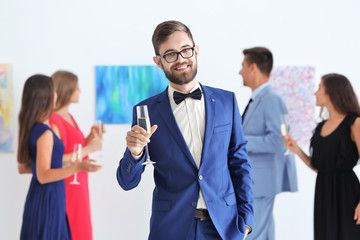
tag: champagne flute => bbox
[281,114,291,155]
[136,105,155,165]
[96,120,104,159]
[70,143,82,185]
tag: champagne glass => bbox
[96,120,104,159]
[136,105,155,165]
[281,114,291,155]
[70,143,82,185]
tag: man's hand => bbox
[243,226,251,240]
[126,125,158,156]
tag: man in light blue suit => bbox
[239,47,298,240]
[116,20,254,240]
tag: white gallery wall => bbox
[1,0,360,239]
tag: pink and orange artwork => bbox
[270,66,316,147]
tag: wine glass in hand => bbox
[70,143,82,185]
[281,114,291,155]
[136,105,155,165]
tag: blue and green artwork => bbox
[96,65,168,124]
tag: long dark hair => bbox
[322,73,360,116]
[18,74,54,164]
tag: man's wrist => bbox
[131,150,144,161]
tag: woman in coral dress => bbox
[50,70,103,240]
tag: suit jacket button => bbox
[199,175,203,180]
[192,202,197,207]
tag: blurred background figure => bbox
[50,70,103,240]
[240,47,298,240]
[18,74,101,239]
[283,73,360,240]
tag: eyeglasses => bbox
[157,46,195,63]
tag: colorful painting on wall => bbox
[0,64,14,152]
[270,66,316,147]
[96,65,169,124]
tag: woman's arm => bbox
[85,125,96,143]
[283,135,317,172]
[36,130,102,184]
[52,122,101,165]
[350,117,360,225]
[83,124,103,157]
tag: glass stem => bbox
[145,144,150,161]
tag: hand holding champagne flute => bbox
[70,143,82,185]
[136,105,156,165]
[125,105,157,164]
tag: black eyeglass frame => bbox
[157,46,196,63]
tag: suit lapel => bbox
[243,85,271,128]
[156,89,197,168]
[243,98,261,128]
[200,85,215,167]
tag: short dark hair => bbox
[152,20,195,55]
[243,47,273,76]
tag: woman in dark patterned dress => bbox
[17,74,101,239]
[283,73,360,240]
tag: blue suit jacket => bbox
[242,84,298,197]
[117,84,253,240]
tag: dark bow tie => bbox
[173,88,202,105]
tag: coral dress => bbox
[50,113,93,240]
[310,115,360,240]
[20,123,71,239]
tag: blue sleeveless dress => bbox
[20,123,71,240]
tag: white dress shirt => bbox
[168,82,207,209]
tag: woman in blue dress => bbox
[17,74,102,240]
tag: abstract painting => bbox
[270,66,316,147]
[96,65,169,124]
[0,64,14,152]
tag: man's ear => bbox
[250,63,258,73]
[153,56,163,69]
[195,45,199,56]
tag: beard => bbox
[161,60,198,85]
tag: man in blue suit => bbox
[239,47,298,240]
[116,20,254,240]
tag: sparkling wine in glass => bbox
[281,114,291,155]
[136,105,155,165]
[70,143,82,185]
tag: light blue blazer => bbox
[242,84,298,197]
[117,84,254,240]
